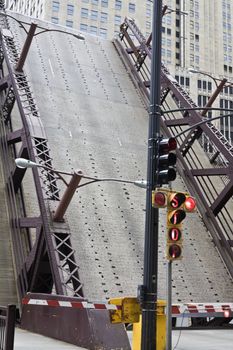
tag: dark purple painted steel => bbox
[0,2,83,300]
[20,293,131,350]
[0,305,16,350]
[117,17,233,278]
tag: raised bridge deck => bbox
[0,12,232,308]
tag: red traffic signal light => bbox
[184,196,196,212]
[166,191,186,261]
[157,137,177,185]
[168,244,182,260]
[152,190,167,208]
[168,228,182,241]
[166,191,196,261]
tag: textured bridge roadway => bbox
[6,14,233,304]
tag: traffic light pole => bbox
[141,1,163,349]
[166,261,172,350]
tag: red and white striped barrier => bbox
[22,297,233,318]
[22,297,121,311]
[172,303,233,318]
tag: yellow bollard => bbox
[132,300,166,350]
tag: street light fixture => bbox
[188,68,229,117]
[146,4,188,47]
[15,158,147,222]
[188,68,232,88]
[0,11,84,72]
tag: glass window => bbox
[167,28,171,35]
[67,4,74,15]
[208,82,212,91]
[129,3,135,13]
[115,15,121,25]
[146,21,151,30]
[92,0,98,4]
[66,20,73,27]
[146,8,151,17]
[81,8,88,18]
[90,26,98,35]
[80,23,88,32]
[91,10,98,20]
[82,0,89,2]
[100,27,107,38]
[115,0,122,10]
[100,12,108,22]
[52,1,59,12]
[101,0,108,7]
[51,17,59,24]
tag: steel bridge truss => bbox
[114,17,233,279]
[0,4,83,301]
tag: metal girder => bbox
[210,182,233,215]
[0,4,83,301]
[117,17,233,278]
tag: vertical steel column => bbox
[201,79,227,116]
[15,22,37,72]
[53,171,83,222]
[141,1,163,349]
[5,304,16,350]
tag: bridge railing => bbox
[0,305,16,350]
[113,17,233,278]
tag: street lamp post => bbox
[0,11,84,72]
[188,68,229,116]
[15,158,147,222]
[146,4,188,47]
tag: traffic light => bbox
[166,191,196,261]
[157,137,177,185]
[152,188,168,208]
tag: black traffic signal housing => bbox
[166,191,196,261]
[156,137,177,185]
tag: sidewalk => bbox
[14,328,88,349]
[14,327,233,349]
[172,329,233,350]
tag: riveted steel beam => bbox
[0,6,83,300]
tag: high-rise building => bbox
[5,0,150,40]
[5,0,233,143]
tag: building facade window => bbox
[115,0,122,10]
[67,4,74,15]
[90,26,98,35]
[100,27,107,38]
[66,20,73,27]
[91,10,98,20]
[115,15,121,25]
[100,12,108,22]
[129,3,135,13]
[52,1,59,12]
[101,0,108,7]
[81,8,89,18]
[51,17,59,24]
[80,23,88,32]
[92,0,99,5]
